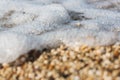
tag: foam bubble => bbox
[0,0,120,63]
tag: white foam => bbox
[0,0,120,63]
[0,31,36,63]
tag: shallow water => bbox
[0,0,120,63]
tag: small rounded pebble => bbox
[0,44,120,80]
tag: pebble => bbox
[0,44,120,80]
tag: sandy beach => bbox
[0,44,120,80]
[0,0,120,80]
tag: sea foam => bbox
[0,0,120,63]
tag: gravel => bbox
[0,43,120,80]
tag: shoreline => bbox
[0,44,120,80]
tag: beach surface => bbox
[0,0,120,80]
